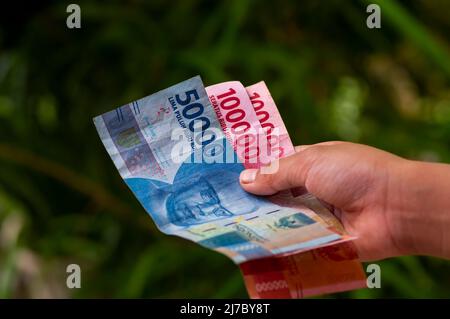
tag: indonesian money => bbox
[205,81,271,169]
[240,241,366,298]
[93,76,346,264]
[93,76,365,297]
[239,82,366,298]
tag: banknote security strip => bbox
[94,76,366,296]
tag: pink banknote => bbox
[205,82,272,169]
[246,81,296,159]
[246,82,307,196]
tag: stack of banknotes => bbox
[93,76,366,298]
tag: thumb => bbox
[239,147,318,195]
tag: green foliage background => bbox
[0,0,449,298]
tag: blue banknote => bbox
[93,76,342,263]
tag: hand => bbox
[239,141,450,261]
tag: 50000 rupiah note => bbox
[93,76,345,264]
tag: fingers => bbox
[240,141,349,196]
[295,141,344,153]
[240,141,348,196]
[240,150,315,195]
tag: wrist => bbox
[389,159,450,259]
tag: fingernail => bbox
[240,169,258,184]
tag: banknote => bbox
[245,81,296,159]
[246,81,307,196]
[205,81,272,170]
[93,76,344,264]
[240,241,366,298]
[240,81,366,297]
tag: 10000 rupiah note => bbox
[93,76,346,265]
